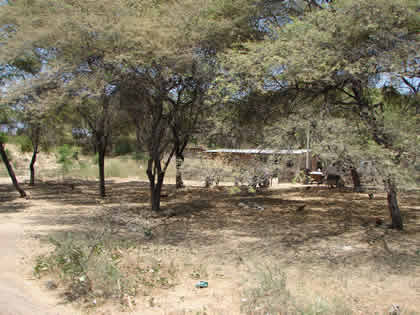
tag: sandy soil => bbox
[1,176,420,314]
[0,197,81,315]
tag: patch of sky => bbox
[72,127,91,138]
[231,88,251,101]
[34,48,57,63]
[77,62,92,74]
[256,16,291,40]
[373,72,419,94]
[105,84,117,96]
[262,65,287,91]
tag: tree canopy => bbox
[0,0,418,224]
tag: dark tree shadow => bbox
[5,178,419,274]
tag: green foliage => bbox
[33,232,130,301]
[0,133,7,143]
[293,170,308,184]
[131,151,149,162]
[114,137,134,155]
[228,185,241,195]
[56,144,76,174]
[10,53,42,75]
[16,135,33,153]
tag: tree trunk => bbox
[147,159,165,211]
[149,173,165,211]
[98,148,106,197]
[385,178,403,230]
[0,142,27,198]
[29,126,40,186]
[29,143,39,186]
[151,175,164,211]
[350,167,361,192]
[175,154,184,189]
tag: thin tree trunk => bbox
[29,126,40,186]
[151,173,164,211]
[0,142,27,198]
[98,148,106,198]
[147,158,165,211]
[385,178,403,230]
[175,154,184,189]
[29,143,39,186]
[350,167,361,192]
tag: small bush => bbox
[34,232,132,302]
[228,186,241,195]
[114,138,134,155]
[131,151,149,162]
[241,266,295,314]
[16,135,33,152]
[0,133,7,143]
[56,145,77,174]
[293,170,309,184]
[241,266,353,315]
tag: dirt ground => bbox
[1,177,420,314]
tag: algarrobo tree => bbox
[65,64,122,198]
[0,49,44,195]
[120,65,190,210]
[18,80,60,186]
[0,134,27,197]
[170,66,210,189]
[224,0,419,229]
[0,0,258,210]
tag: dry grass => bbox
[2,150,420,314]
[2,175,420,314]
[0,147,235,186]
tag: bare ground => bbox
[1,177,420,314]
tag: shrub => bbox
[56,145,76,175]
[114,138,134,155]
[131,151,149,162]
[241,266,354,315]
[17,135,33,153]
[34,232,131,301]
[228,186,241,195]
[0,132,7,143]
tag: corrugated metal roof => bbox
[205,149,311,154]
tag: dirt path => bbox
[0,213,80,315]
[1,176,420,314]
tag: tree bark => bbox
[0,142,27,198]
[385,178,403,230]
[175,154,184,189]
[151,173,164,211]
[29,146,38,186]
[350,167,361,192]
[29,125,41,186]
[147,159,165,211]
[98,147,106,198]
